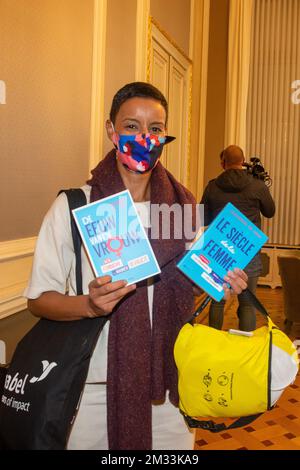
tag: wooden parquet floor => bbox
[193,286,300,450]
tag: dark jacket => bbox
[200,169,275,276]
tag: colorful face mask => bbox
[112,130,175,173]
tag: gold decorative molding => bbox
[189,0,210,201]
[146,14,152,83]
[146,16,193,188]
[150,16,192,65]
[186,67,193,189]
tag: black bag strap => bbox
[183,288,271,432]
[57,188,87,295]
[191,288,269,323]
[241,288,269,318]
[182,412,263,433]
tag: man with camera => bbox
[200,145,275,331]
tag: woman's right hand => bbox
[87,275,136,317]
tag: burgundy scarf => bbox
[87,150,196,450]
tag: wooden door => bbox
[149,24,191,185]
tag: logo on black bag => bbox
[29,360,57,383]
[1,360,58,413]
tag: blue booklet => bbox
[72,189,161,285]
[177,202,268,301]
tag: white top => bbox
[24,185,153,383]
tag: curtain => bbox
[224,0,254,150]
[246,0,300,245]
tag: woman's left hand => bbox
[223,268,248,300]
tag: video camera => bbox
[243,157,272,187]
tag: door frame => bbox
[134,3,210,195]
[149,19,192,187]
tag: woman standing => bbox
[25,82,248,450]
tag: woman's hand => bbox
[87,275,136,317]
[223,268,248,300]
[192,268,248,299]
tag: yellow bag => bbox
[174,290,299,432]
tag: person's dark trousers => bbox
[208,277,258,331]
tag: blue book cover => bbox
[72,189,161,285]
[177,202,268,301]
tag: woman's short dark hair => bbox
[109,82,168,124]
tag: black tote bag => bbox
[0,189,107,450]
